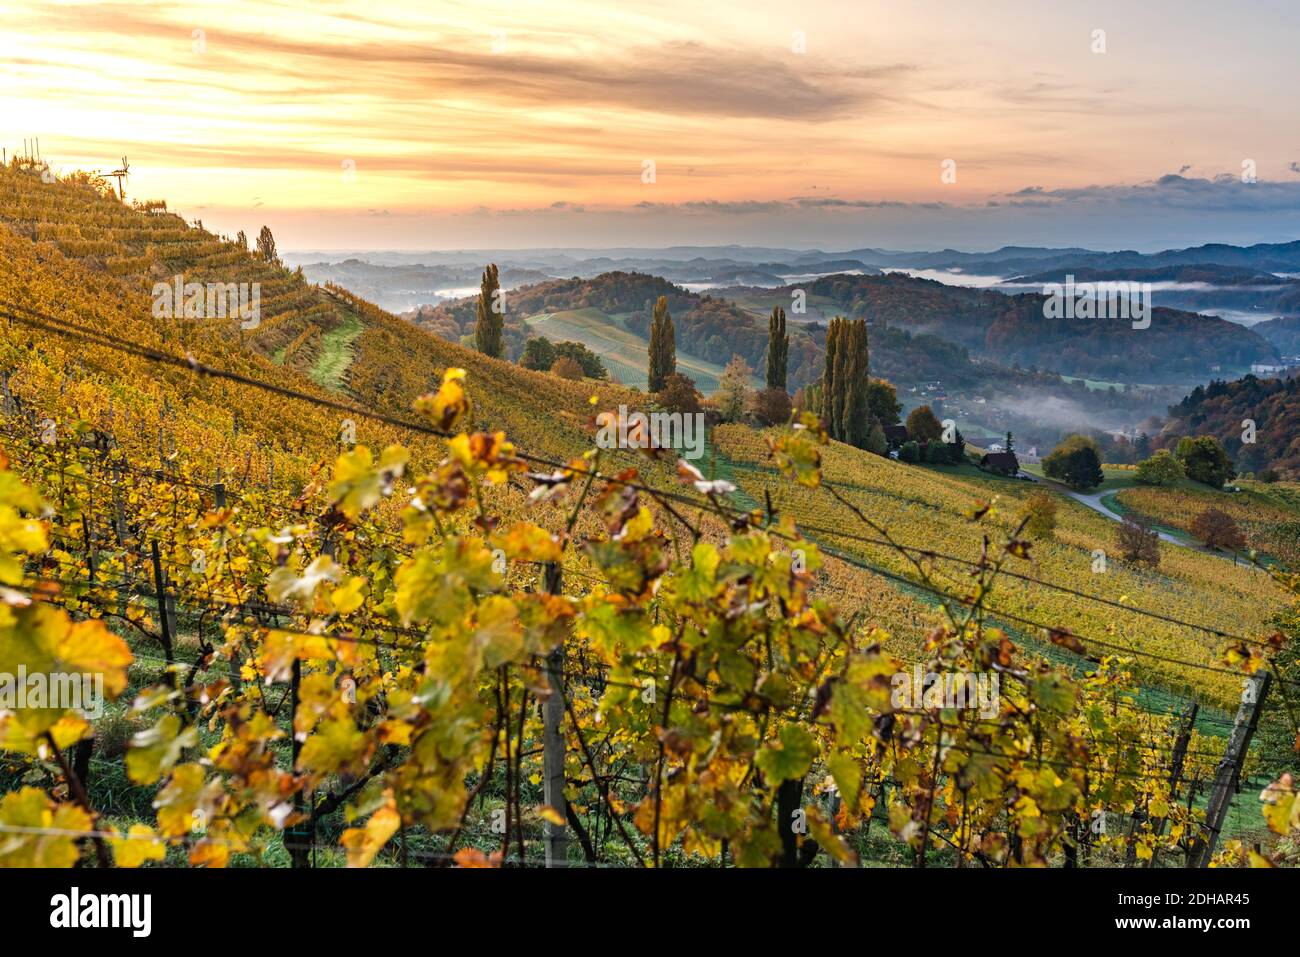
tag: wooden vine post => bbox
[1190,670,1270,867]
[541,560,570,867]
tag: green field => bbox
[524,307,733,393]
[310,311,364,390]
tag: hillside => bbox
[844,238,1300,277]
[411,271,826,388]
[0,163,628,475]
[1,160,1296,875]
[1115,481,1300,565]
[743,273,1278,383]
[520,306,736,392]
[710,424,1286,707]
[1254,315,1300,354]
[1158,374,1300,476]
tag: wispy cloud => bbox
[995,174,1300,213]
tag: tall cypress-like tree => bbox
[766,306,788,390]
[841,320,871,447]
[832,318,852,441]
[823,318,842,437]
[821,317,870,444]
[475,263,504,358]
[648,295,676,392]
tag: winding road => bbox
[1024,474,1245,561]
[1034,479,1186,545]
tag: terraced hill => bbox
[0,163,633,478]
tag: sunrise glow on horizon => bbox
[4,0,1300,249]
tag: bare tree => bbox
[1116,517,1160,566]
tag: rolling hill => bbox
[2,160,1298,871]
[521,307,737,393]
[1158,373,1300,477]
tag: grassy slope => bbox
[523,307,746,394]
[308,309,362,389]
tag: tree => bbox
[899,440,920,464]
[840,321,871,447]
[714,355,753,423]
[753,387,792,426]
[648,295,676,393]
[766,306,788,390]
[1116,517,1160,566]
[1190,508,1247,552]
[554,341,607,379]
[865,420,888,456]
[906,405,943,444]
[866,379,901,426]
[795,382,820,418]
[1004,431,1015,455]
[822,320,841,437]
[1023,491,1058,540]
[550,356,583,380]
[1174,435,1235,489]
[658,372,701,415]
[1043,434,1104,491]
[520,336,557,371]
[1135,449,1184,486]
[256,226,280,266]
[944,429,967,466]
[821,316,870,445]
[235,229,248,251]
[474,263,504,358]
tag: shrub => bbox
[1135,449,1184,487]
[550,356,584,380]
[1023,491,1058,540]
[899,440,920,463]
[753,388,792,426]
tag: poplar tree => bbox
[475,263,504,358]
[841,320,871,447]
[832,318,852,441]
[648,295,676,392]
[256,225,280,266]
[823,318,842,438]
[766,306,788,390]
[821,316,870,444]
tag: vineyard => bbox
[521,307,732,393]
[1115,484,1300,566]
[0,158,1298,873]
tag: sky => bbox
[3,0,1300,251]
